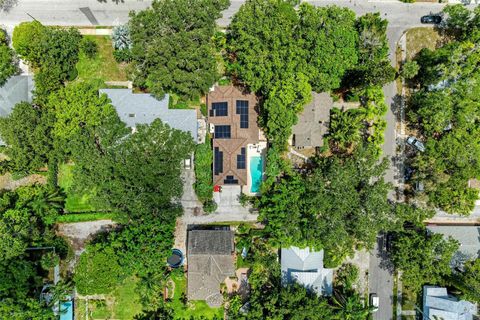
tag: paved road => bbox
[0,0,151,27]
[369,235,396,320]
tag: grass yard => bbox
[401,285,418,312]
[76,35,129,82]
[56,212,126,223]
[74,277,142,320]
[170,270,224,319]
[58,163,100,212]
[406,27,442,60]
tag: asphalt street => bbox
[1,1,477,319]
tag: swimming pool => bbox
[250,156,263,193]
[59,300,73,320]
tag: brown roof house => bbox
[187,229,235,307]
[207,85,260,186]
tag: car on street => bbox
[421,15,442,24]
[370,293,380,312]
[406,136,426,152]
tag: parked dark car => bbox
[421,15,442,24]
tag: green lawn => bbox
[58,163,100,212]
[401,285,418,311]
[56,212,126,223]
[74,277,142,320]
[75,35,129,82]
[170,270,224,319]
[406,27,442,60]
[113,277,143,319]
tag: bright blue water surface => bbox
[250,156,263,193]
[59,300,73,320]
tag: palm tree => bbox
[331,290,375,320]
[327,108,363,151]
[28,187,65,217]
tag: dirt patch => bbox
[56,220,118,271]
[0,173,47,190]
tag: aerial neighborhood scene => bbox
[1,0,480,319]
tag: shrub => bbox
[0,45,17,86]
[400,60,419,80]
[40,252,60,270]
[113,49,132,62]
[203,199,217,213]
[112,24,131,50]
[200,103,207,117]
[80,37,98,59]
[12,21,45,65]
[0,28,8,45]
[194,135,213,203]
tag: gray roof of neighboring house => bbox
[0,75,34,117]
[423,286,477,320]
[99,89,198,142]
[281,246,333,296]
[187,230,235,307]
[427,226,480,260]
[292,92,332,148]
[188,230,234,255]
[0,75,34,145]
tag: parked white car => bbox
[406,136,426,152]
[370,293,379,312]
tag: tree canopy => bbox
[390,227,459,292]
[227,0,393,149]
[0,102,54,173]
[12,21,81,100]
[407,21,480,214]
[0,29,17,86]
[129,0,229,99]
[259,145,395,265]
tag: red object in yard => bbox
[214,185,221,192]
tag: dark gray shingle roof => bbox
[188,230,234,255]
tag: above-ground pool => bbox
[250,156,263,193]
[59,300,73,320]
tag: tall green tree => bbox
[298,4,358,92]
[0,102,54,173]
[450,258,480,303]
[0,44,17,86]
[129,0,229,99]
[47,82,119,143]
[390,228,459,292]
[259,145,394,265]
[72,119,194,217]
[348,13,395,88]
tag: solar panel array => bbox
[214,125,231,139]
[236,100,249,129]
[214,147,223,175]
[237,147,246,169]
[211,102,228,117]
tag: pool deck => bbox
[245,141,267,196]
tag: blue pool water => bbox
[59,300,73,320]
[250,156,263,193]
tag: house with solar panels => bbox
[207,85,266,194]
[280,246,333,296]
[0,75,34,145]
[100,89,198,142]
[423,286,477,320]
